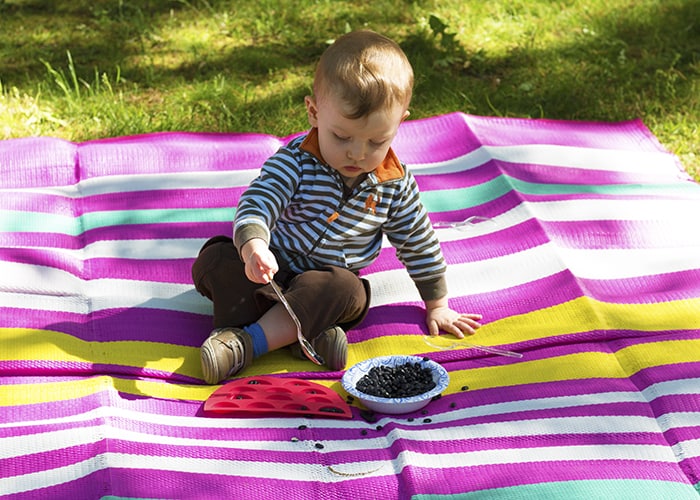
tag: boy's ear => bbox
[402,109,411,121]
[305,96,319,127]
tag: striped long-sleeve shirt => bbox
[233,128,447,301]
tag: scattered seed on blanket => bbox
[461,385,469,391]
[423,418,432,423]
[450,402,456,408]
[360,409,378,423]
[375,425,383,431]
[298,425,307,430]
[361,429,368,436]
[315,443,325,449]
[290,437,299,442]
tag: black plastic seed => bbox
[315,443,325,449]
[248,379,260,384]
[461,385,469,391]
[450,402,456,408]
[423,418,432,423]
[298,425,307,430]
[376,425,383,431]
[407,417,414,422]
[319,407,344,413]
[290,437,299,442]
[355,362,437,398]
[360,410,378,423]
[361,429,368,436]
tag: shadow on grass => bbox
[1,0,697,137]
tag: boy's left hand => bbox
[426,306,482,338]
[425,297,482,338]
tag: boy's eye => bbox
[370,140,387,147]
[333,133,350,142]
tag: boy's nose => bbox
[348,142,366,161]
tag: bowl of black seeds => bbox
[341,355,449,414]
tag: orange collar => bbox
[300,128,404,183]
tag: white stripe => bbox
[368,243,567,306]
[0,261,211,315]
[1,410,667,461]
[408,144,682,179]
[526,198,700,222]
[642,378,700,401]
[673,438,700,461]
[1,170,259,197]
[1,437,679,496]
[558,247,700,280]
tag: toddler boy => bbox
[192,30,482,384]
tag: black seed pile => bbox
[355,362,436,398]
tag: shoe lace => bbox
[221,337,245,378]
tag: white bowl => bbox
[341,355,449,415]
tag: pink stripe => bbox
[78,131,282,177]
[0,137,77,188]
[0,307,210,345]
[464,115,671,151]
[414,162,499,191]
[1,187,245,214]
[0,222,228,249]
[497,160,684,185]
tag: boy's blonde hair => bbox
[313,30,414,119]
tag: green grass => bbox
[1,0,698,180]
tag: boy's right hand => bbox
[240,238,279,284]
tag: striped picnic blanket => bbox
[2,112,700,499]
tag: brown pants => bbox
[191,236,371,341]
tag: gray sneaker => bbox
[290,325,348,371]
[200,327,253,384]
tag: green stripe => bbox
[420,175,699,213]
[413,479,699,500]
[507,176,700,197]
[1,208,235,235]
[421,177,511,212]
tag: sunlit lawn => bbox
[0,0,697,180]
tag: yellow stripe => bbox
[2,328,201,378]
[3,298,698,406]
[349,297,700,359]
[5,338,697,407]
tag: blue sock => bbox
[243,322,269,358]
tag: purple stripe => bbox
[393,112,480,164]
[0,247,194,283]
[1,187,246,214]
[496,160,683,185]
[414,162,500,191]
[0,222,229,249]
[540,220,699,250]
[0,360,202,384]
[516,190,699,203]
[78,131,282,177]
[0,137,77,188]
[464,115,670,151]
[578,271,700,303]
[0,307,211,345]
[630,361,700,388]
[4,456,688,499]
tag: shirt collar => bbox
[300,128,404,183]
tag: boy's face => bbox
[305,93,409,179]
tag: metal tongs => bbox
[269,280,325,366]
